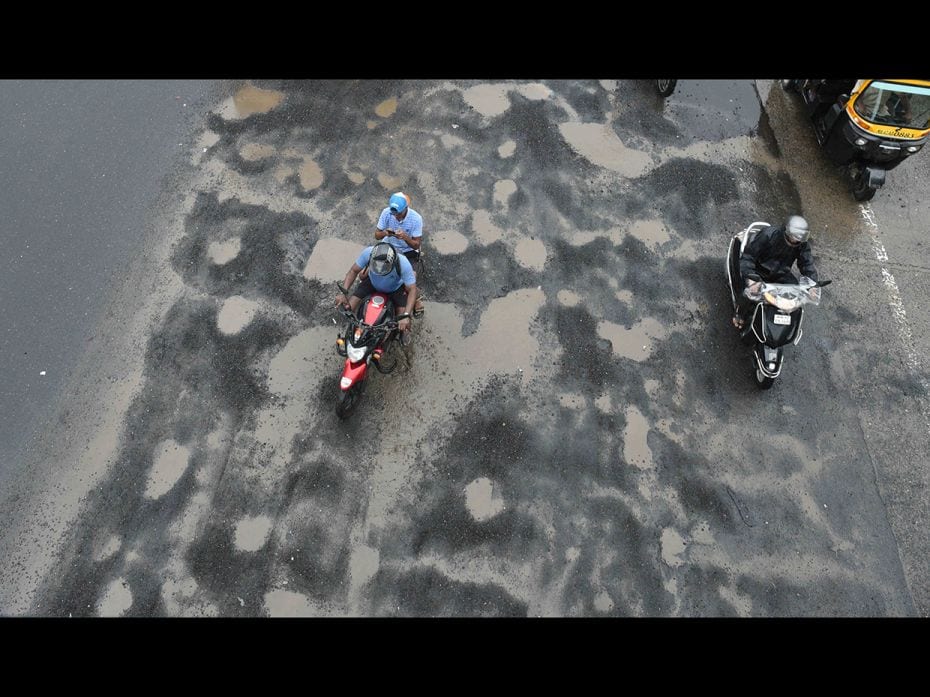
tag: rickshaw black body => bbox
[784,79,930,200]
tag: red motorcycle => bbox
[333,283,409,419]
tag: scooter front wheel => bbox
[753,365,775,390]
[336,381,365,419]
[655,80,676,98]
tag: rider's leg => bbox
[734,294,753,329]
[734,272,765,329]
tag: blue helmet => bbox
[388,192,408,215]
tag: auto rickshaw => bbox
[783,79,930,201]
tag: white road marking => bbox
[860,203,930,433]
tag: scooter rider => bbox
[335,242,417,341]
[733,215,819,329]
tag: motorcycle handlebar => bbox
[335,282,411,329]
[337,308,407,331]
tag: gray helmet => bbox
[785,215,810,244]
[370,242,397,276]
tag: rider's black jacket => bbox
[739,225,818,284]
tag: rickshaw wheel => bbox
[852,176,877,202]
[848,163,878,202]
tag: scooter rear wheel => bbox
[335,381,365,419]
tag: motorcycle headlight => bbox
[347,344,367,362]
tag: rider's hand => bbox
[335,293,348,308]
[810,286,821,301]
[746,281,762,294]
[398,317,411,332]
[395,230,407,242]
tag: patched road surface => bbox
[1,80,928,617]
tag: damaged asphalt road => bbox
[1,79,928,616]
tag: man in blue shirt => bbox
[372,192,424,317]
[335,242,418,340]
[376,192,422,262]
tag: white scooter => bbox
[726,222,831,389]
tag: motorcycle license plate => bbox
[773,314,791,325]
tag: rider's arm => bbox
[397,283,417,331]
[797,243,818,282]
[336,263,364,306]
[343,263,363,290]
[401,232,421,250]
[739,235,765,283]
[403,214,423,250]
[397,257,417,330]
[375,208,392,240]
[402,283,417,317]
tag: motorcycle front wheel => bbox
[336,381,365,419]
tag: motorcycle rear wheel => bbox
[336,381,365,419]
